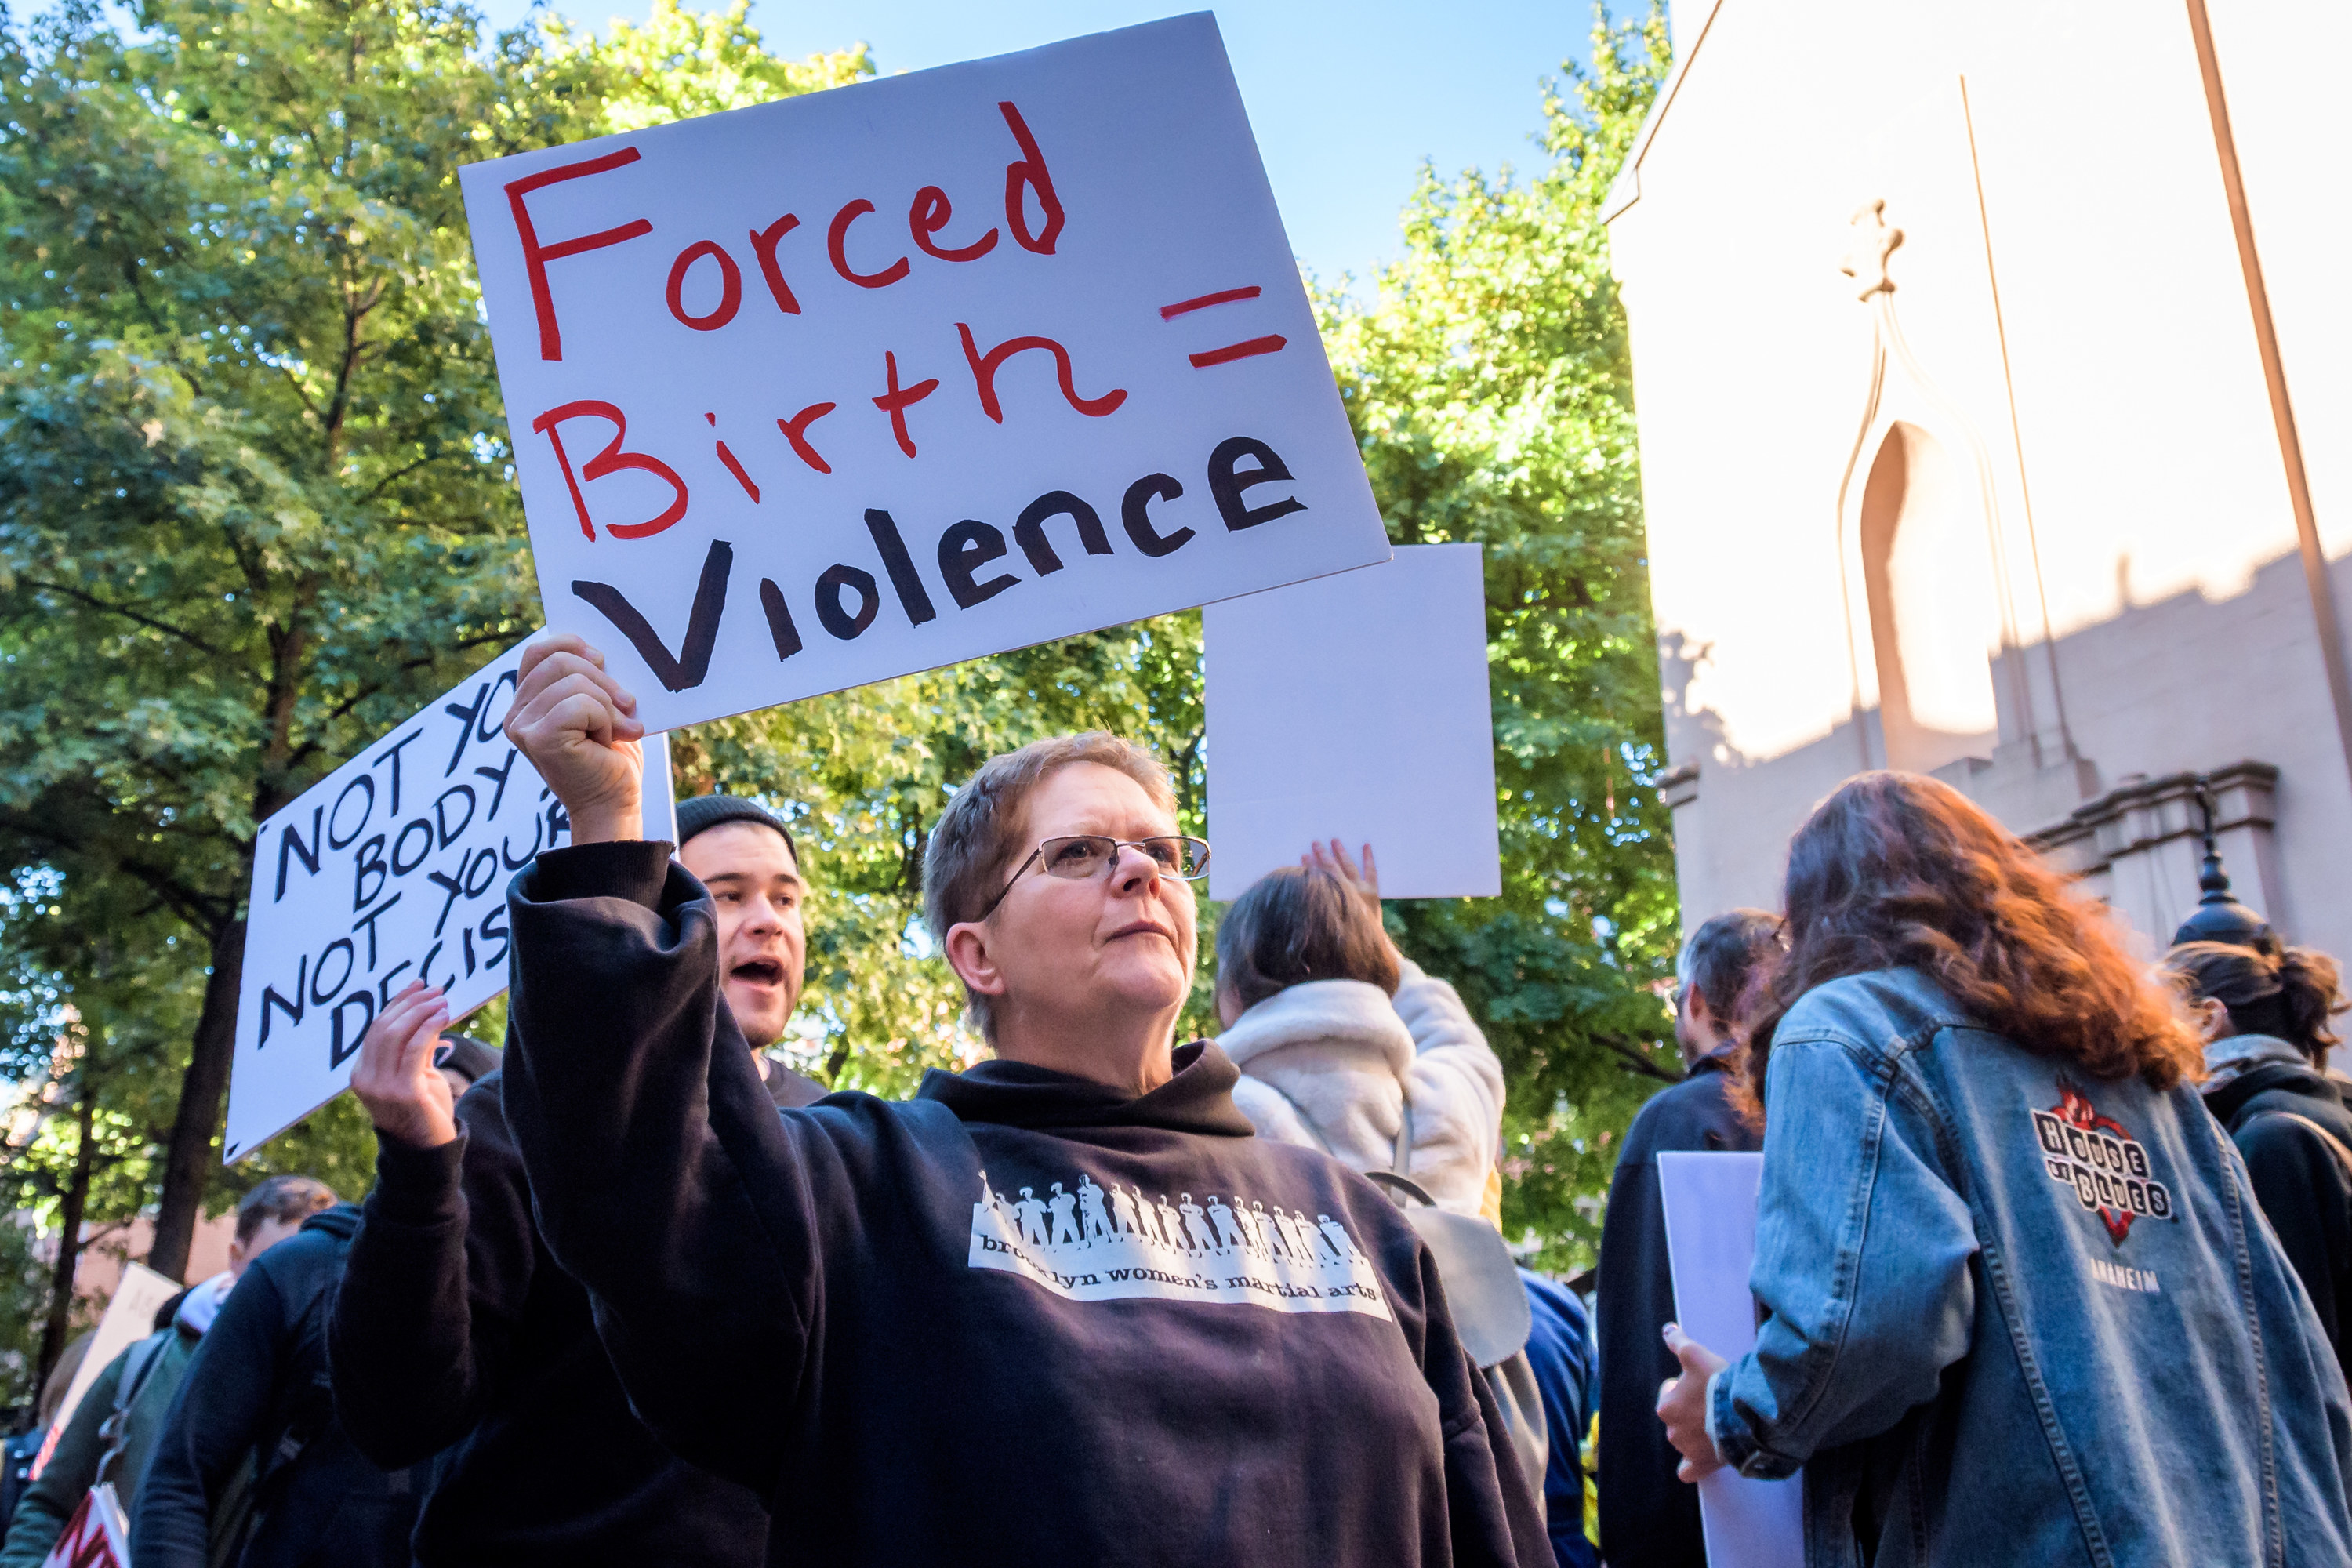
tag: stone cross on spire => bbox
[1840,198,1904,300]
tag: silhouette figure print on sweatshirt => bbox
[969,1166,1389,1320]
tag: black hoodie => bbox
[329,1059,801,1566]
[1593,1052,1759,1568]
[2205,1054,2352,1367]
[503,840,1548,1568]
[133,1207,419,1568]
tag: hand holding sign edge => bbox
[1305,839,1398,962]
[504,633,647,845]
[351,980,460,1149]
[1657,1320,1731,1483]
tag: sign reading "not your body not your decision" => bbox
[459,13,1391,730]
[223,639,677,1163]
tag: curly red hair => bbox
[1737,772,2199,1119]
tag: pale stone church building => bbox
[1607,0,2352,959]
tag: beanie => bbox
[433,1033,503,1087]
[673,794,799,865]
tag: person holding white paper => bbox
[1214,844,1505,1221]
[1211,846,1599,1564]
[1595,909,1773,1568]
[1654,772,2352,1566]
[491,633,1548,1567]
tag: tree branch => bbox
[363,448,456,503]
[0,805,234,936]
[1592,1031,1684,1083]
[278,630,520,767]
[13,579,225,657]
[276,361,323,423]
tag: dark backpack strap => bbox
[93,1330,172,1487]
[2244,1109,2352,1181]
[226,1266,369,1563]
[1365,1169,1439,1210]
[245,1341,340,1515]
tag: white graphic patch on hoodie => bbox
[967,1168,1394,1320]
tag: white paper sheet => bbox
[1657,1151,1805,1568]
[459,13,1392,731]
[225,638,674,1162]
[1202,543,1498,900]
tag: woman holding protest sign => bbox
[1653,772,2352,1566]
[494,633,1547,1567]
[1214,844,1505,1223]
[1212,849,1604,1566]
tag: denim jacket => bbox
[1706,968,2352,1566]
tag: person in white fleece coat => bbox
[1214,842,1506,1220]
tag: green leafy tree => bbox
[2,0,1675,1340]
[550,0,869,132]
[0,867,202,1405]
[1319,5,1677,1269]
[0,0,865,1288]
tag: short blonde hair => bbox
[924,733,1176,1040]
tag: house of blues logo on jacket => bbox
[2034,1079,2177,1244]
[969,1169,1394,1321]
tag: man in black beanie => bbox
[328,795,820,1565]
[431,1032,500,1098]
[671,794,826,1106]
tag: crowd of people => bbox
[5,631,2350,1565]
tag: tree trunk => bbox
[147,917,245,1282]
[34,1086,98,1404]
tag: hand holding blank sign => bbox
[351,981,459,1149]
[1304,839,1400,960]
[1305,838,1381,905]
[503,635,645,845]
[1657,1321,1730,1482]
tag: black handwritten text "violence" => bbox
[572,431,1310,693]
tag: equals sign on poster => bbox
[1160,285,1287,367]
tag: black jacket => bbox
[501,840,1548,1568]
[329,1059,808,1567]
[2205,1054,2352,1369]
[1594,1054,1759,1568]
[132,1207,419,1568]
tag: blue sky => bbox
[469,0,1606,287]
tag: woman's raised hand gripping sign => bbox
[503,633,647,845]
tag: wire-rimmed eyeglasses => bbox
[977,834,1211,920]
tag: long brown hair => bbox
[1736,772,2199,1115]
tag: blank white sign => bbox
[34,1261,180,1476]
[1657,1152,1804,1568]
[1203,543,1499,901]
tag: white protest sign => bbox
[1657,1152,1804,1568]
[1203,543,1500,900]
[225,638,677,1162]
[38,1486,128,1568]
[458,13,1390,732]
[32,1261,179,1479]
